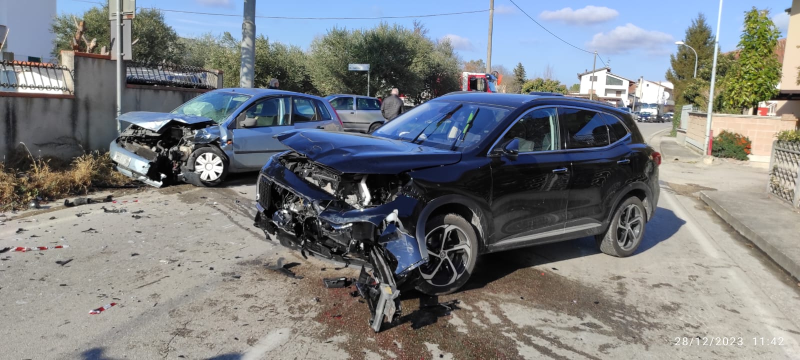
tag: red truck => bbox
[461,71,500,92]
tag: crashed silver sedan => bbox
[109,88,343,187]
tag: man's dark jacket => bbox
[380,95,404,121]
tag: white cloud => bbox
[196,0,233,8]
[442,34,475,51]
[540,6,619,25]
[495,5,516,15]
[586,23,674,55]
[773,12,790,35]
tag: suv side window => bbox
[560,108,610,149]
[602,113,630,143]
[237,97,289,128]
[330,97,353,111]
[498,108,559,152]
[357,98,381,111]
[292,97,318,122]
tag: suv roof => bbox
[439,92,625,114]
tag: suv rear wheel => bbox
[416,214,478,295]
[596,196,646,257]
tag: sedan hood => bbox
[118,111,215,132]
[276,130,461,174]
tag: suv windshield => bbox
[372,100,510,151]
[172,91,252,124]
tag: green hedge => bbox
[711,130,752,160]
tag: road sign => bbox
[109,19,132,61]
[109,0,136,20]
[348,64,370,71]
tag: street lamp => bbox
[675,41,698,79]
[705,0,724,156]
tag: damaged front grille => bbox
[257,174,271,210]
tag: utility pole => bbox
[589,51,597,100]
[486,0,494,73]
[115,0,122,134]
[240,0,256,88]
[705,0,723,155]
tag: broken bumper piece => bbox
[108,140,165,188]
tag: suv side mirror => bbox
[504,138,520,160]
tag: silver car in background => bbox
[325,94,386,133]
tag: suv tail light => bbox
[652,152,662,166]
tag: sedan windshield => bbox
[372,100,510,151]
[172,91,252,124]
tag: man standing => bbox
[380,88,404,121]
[268,78,279,89]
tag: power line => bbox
[507,0,609,66]
[71,0,488,20]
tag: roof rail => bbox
[528,92,564,96]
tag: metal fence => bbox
[126,62,218,89]
[0,60,74,94]
[768,140,800,209]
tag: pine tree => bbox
[665,14,715,103]
[513,62,527,86]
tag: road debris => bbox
[49,216,56,220]
[101,206,127,214]
[265,257,303,279]
[75,212,89,217]
[131,253,140,257]
[89,302,117,315]
[64,198,93,207]
[10,245,69,253]
[55,259,73,266]
[323,277,351,288]
[29,198,41,209]
[16,228,26,234]
[82,228,99,233]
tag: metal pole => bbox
[692,47,698,79]
[367,70,370,97]
[486,0,494,73]
[589,51,596,100]
[705,0,723,155]
[239,0,256,88]
[115,0,122,135]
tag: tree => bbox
[681,53,738,113]
[463,59,486,73]
[50,6,185,64]
[665,14,715,103]
[521,78,567,94]
[724,8,782,112]
[513,62,526,85]
[569,83,580,93]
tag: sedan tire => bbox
[368,122,382,134]
[186,146,228,187]
[416,214,478,296]
[596,196,646,257]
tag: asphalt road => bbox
[3,121,800,359]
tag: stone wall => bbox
[685,112,799,160]
[0,51,221,158]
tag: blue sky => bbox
[59,0,793,86]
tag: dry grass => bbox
[0,149,132,211]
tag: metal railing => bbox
[768,140,800,209]
[126,62,218,89]
[0,60,74,94]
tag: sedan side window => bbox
[497,108,559,152]
[357,98,381,111]
[560,108,610,149]
[330,97,353,111]
[292,97,319,122]
[237,97,289,128]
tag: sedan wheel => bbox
[416,214,478,295]
[596,196,646,257]
[186,147,228,187]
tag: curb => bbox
[699,191,800,280]
[647,128,671,145]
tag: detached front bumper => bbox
[108,140,165,187]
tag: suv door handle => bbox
[617,159,631,165]
[552,167,568,174]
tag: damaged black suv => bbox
[254,92,660,331]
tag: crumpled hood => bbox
[118,111,215,132]
[276,130,461,174]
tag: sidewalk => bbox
[656,135,800,280]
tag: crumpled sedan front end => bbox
[253,150,429,332]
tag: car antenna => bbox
[411,104,463,144]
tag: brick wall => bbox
[686,112,799,158]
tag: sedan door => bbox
[354,97,385,132]
[489,107,571,250]
[329,96,357,130]
[230,96,292,170]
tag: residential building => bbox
[634,79,674,113]
[0,0,57,63]
[576,67,634,107]
[773,1,800,116]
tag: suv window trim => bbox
[488,104,631,156]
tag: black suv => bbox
[254,93,660,331]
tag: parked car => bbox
[253,92,661,331]
[109,88,343,187]
[325,94,386,133]
[639,112,652,122]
